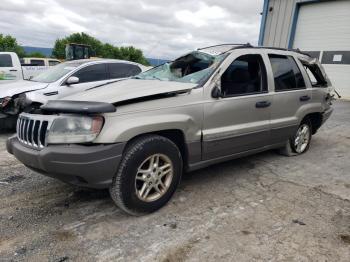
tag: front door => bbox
[202,51,272,160]
[0,54,21,81]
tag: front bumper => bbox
[7,136,125,189]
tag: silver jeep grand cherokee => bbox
[7,44,335,215]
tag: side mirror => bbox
[66,76,79,85]
[211,85,222,99]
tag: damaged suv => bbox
[7,44,335,215]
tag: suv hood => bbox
[0,80,49,98]
[64,79,197,104]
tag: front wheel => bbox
[278,119,312,156]
[110,135,183,216]
[0,116,18,132]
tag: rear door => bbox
[107,63,142,80]
[202,50,272,160]
[267,53,312,144]
[59,63,109,98]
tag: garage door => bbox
[293,0,350,98]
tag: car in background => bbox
[0,52,60,83]
[0,59,149,129]
[20,57,61,67]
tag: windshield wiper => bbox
[152,76,162,81]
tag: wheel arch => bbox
[301,112,322,134]
[123,129,189,169]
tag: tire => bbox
[0,116,18,132]
[110,135,183,216]
[278,118,312,156]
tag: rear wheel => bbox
[278,119,312,156]
[292,122,312,154]
[110,135,183,216]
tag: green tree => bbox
[120,46,149,65]
[52,38,67,59]
[24,51,46,58]
[0,33,25,57]
[52,32,149,65]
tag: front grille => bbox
[17,113,53,150]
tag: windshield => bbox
[31,62,81,83]
[134,51,227,84]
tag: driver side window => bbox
[221,54,267,97]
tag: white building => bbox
[259,0,350,97]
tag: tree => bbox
[52,32,149,65]
[24,51,46,58]
[0,34,25,57]
[52,38,67,59]
[120,46,149,65]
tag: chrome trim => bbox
[16,113,56,150]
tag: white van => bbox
[20,57,61,66]
[0,52,60,83]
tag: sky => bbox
[0,0,263,59]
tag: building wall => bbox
[259,0,317,48]
[259,0,350,98]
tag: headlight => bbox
[47,115,104,144]
[0,97,11,108]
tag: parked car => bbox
[7,44,335,215]
[0,59,149,129]
[20,57,61,67]
[0,52,59,83]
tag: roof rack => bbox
[197,43,252,51]
[256,46,311,56]
[197,43,310,57]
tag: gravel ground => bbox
[0,101,349,262]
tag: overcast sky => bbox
[1,0,263,59]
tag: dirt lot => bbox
[0,101,349,262]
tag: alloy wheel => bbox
[294,124,311,153]
[135,154,174,202]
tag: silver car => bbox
[7,44,335,215]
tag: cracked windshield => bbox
[135,51,226,84]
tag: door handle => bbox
[9,69,18,72]
[255,101,271,108]
[300,95,311,101]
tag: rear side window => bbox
[0,54,13,67]
[221,54,267,97]
[49,60,60,66]
[30,59,45,66]
[73,64,108,83]
[269,54,306,91]
[302,63,328,87]
[108,63,141,79]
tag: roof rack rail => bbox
[197,43,252,51]
[258,46,310,56]
[196,43,310,57]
